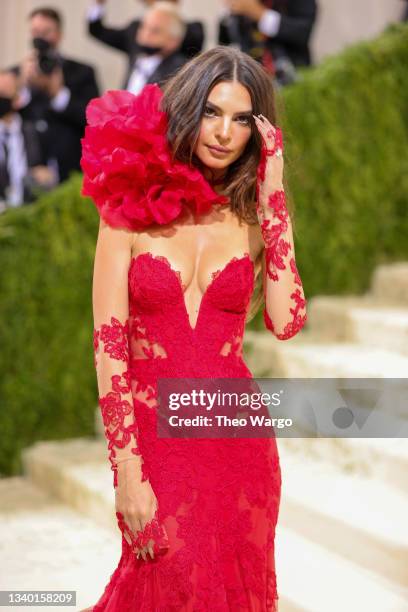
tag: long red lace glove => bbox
[254,115,307,339]
[93,218,169,561]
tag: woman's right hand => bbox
[115,458,169,561]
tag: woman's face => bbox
[194,81,253,173]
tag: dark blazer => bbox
[0,119,44,203]
[218,0,318,67]
[88,18,204,88]
[137,51,188,90]
[16,57,99,182]
[22,120,44,167]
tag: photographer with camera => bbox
[0,69,57,213]
[16,7,100,183]
[218,0,318,86]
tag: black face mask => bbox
[32,37,53,52]
[136,43,163,56]
[0,97,13,119]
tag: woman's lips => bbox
[206,145,232,155]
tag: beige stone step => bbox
[244,332,408,378]
[278,437,408,496]
[0,476,120,612]
[18,442,301,611]
[22,438,408,591]
[6,448,407,611]
[277,444,408,587]
[370,262,408,305]
[21,438,116,532]
[307,296,408,354]
[275,526,408,612]
[6,493,404,612]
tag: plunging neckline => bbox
[130,252,254,332]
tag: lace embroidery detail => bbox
[130,313,168,360]
[116,508,170,557]
[257,128,284,183]
[135,252,187,291]
[132,251,254,333]
[151,254,187,291]
[259,191,291,282]
[210,252,251,283]
[91,254,280,611]
[219,315,246,358]
[93,316,142,488]
[264,288,307,340]
[256,129,307,340]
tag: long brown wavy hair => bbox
[160,46,291,322]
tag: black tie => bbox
[1,129,10,199]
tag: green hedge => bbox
[1,23,408,474]
[0,177,98,476]
[285,22,408,293]
[250,22,408,329]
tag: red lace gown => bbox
[91,250,282,612]
[81,84,307,611]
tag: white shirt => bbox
[218,7,282,39]
[0,114,28,207]
[126,55,162,95]
[258,9,282,38]
[19,85,71,113]
[87,3,105,22]
[87,3,162,94]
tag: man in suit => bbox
[219,0,318,84]
[17,7,100,183]
[0,69,56,211]
[87,0,203,90]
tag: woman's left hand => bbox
[253,114,284,202]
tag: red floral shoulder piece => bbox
[81,84,228,231]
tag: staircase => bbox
[244,261,408,378]
[2,262,407,611]
[0,471,120,612]
[246,260,408,610]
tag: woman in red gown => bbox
[81,45,307,611]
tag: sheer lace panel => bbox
[93,316,143,487]
[132,379,158,412]
[256,131,307,340]
[129,312,168,360]
[219,317,246,358]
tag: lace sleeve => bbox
[92,218,143,487]
[256,127,307,340]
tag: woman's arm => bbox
[93,218,169,561]
[253,116,307,340]
[93,218,141,484]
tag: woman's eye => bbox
[204,106,216,117]
[236,116,250,125]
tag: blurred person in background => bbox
[0,69,57,213]
[87,0,204,90]
[16,7,100,183]
[218,0,318,86]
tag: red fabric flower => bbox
[81,84,228,231]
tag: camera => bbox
[32,37,61,75]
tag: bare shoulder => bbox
[96,218,134,262]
